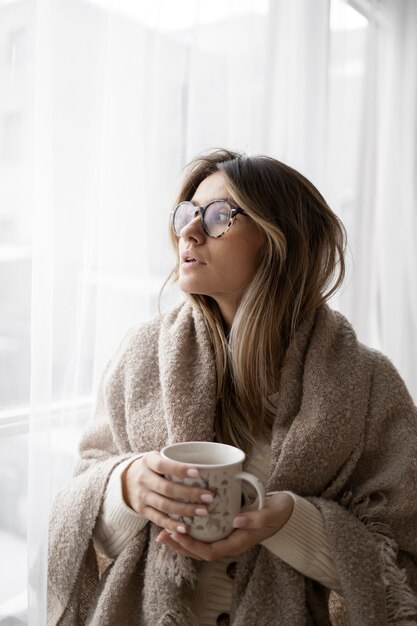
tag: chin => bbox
[178,281,209,298]
[179,285,204,296]
[179,277,203,294]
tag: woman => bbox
[48,149,417,625]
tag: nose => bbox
[180,214,205,242]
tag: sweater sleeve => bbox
[93,454,148,559]
[261,491,342,593]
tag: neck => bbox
[215,296,240,328]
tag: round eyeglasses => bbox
[171,199,247,239]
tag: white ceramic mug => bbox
[161,441,265,542]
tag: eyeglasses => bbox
[171,199,246,239]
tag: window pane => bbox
[0,433,28,624]
[0,2,34,412]
[0,1,34,622]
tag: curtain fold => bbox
[375,0,417,398]
[334,0,380,346]
[28,0,54,621]
[265,0,331,190]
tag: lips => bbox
[181,252,206,265]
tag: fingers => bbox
[144,491,210,519]
[232,509,267,530]
[232,493,294,532]
[144,451,214,503]
[124,451,214,531]
[146,470,213,505]
[139,504,191,534]
[151,493,296,561]
[165,521,283,562]
[146,451,199,479]
[164,529,247,562]
[138,452,214,506]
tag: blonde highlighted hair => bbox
[166,148,346,453]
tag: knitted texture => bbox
[47,302,417,625]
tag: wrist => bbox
[268,491,295,531]
[121,465,132,508]
[120,455,143,510]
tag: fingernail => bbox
[186,468,199,478]
[194,507,208,516]
[200,493,214,503]
[233,516,248,528]
[176,525,187,534]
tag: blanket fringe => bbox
[156,544,198,588]
[340,491,417,624]
[157,604,198,626]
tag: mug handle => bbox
[234,472,265,509]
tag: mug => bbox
[161,441,265,542]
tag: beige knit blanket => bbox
[48,302,417,626]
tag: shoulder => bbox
[99,299,213,400]
[98,302,195,391]
[109,301,207,366]
[322,305,415,411]
[116,300,197,364]
[364,347,416,413]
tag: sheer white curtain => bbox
[264,0,331,190]
[374,0,417,396]
[0,0,415,623]
[329,0,417,400]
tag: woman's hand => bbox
[155,492,294,561]
[121,451,214,533]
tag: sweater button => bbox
[216,613,230,626]
[226,561,237,580]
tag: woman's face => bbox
[177,172,265,325]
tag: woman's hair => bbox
[166,148,346,453]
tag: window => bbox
[0,1,376,622]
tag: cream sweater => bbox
[94,440,341,625]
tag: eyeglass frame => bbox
[170,198,247,239]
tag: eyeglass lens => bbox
[173,201,233,238]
